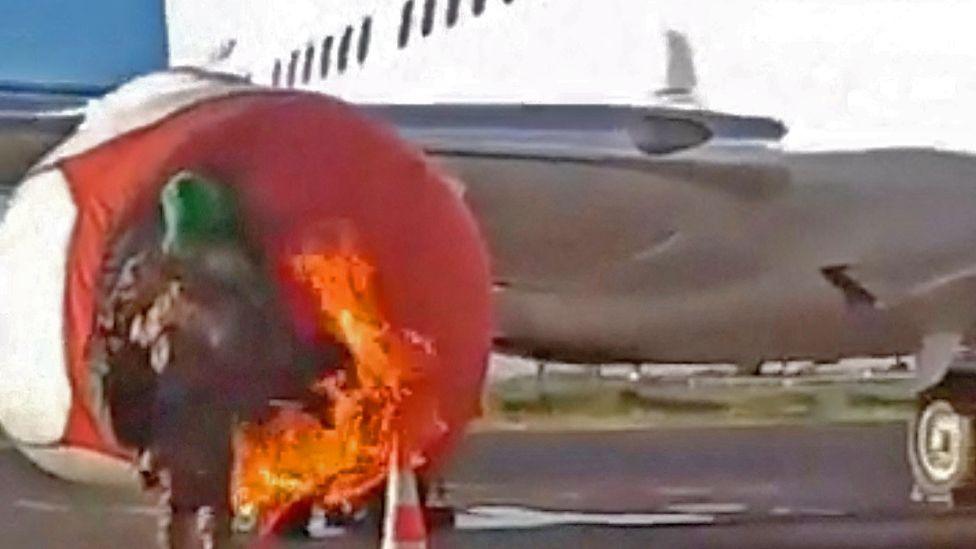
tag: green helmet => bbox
[160,171,244,257]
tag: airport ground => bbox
[6,369,976,548]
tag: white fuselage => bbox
[165,0,976,153]
[164,0,976,365]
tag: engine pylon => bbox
[382,438,428,549]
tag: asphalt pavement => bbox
[2,422,976,548]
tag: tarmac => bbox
[3,421,976,547]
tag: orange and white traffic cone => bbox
[381,439,428,549]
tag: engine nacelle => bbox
[0,70,493,522]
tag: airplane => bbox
[164,0,976,502]
[2,0,976,541]
[166,0,976,370]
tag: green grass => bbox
[476,373,917,431]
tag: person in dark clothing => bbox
[93,173,342,547]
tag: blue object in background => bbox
[0,0,168,95]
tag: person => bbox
[93,172,341,547]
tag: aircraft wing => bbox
[364,103,786,162]
[0,99,787,219]
[0,99,787,187]
[0,88,86,186]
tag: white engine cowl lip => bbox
[33,68,257,174]
[0,69,256,450]
[0,167,77,445]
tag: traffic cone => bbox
[381,438,428,549]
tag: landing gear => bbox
[735,359,764,376]
[909,397,974,503]
[908,371,976,505]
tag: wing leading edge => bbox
[364,103,786,161]
[0,85,88,185]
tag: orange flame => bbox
[232,252,432,525]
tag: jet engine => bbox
[0,70,493,545]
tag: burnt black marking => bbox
[271,59,282,87]
[320,36,334,78]
[358,17,373,64]
[821,265,878,308]
[447,0,461,27]
[338,25,353,73]
[286,50,299,87]
[268,0,520,84]
[399,1,415,48]
[422,0,437,36]
[302,43,315,84]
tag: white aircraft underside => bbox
[163,0,976,369]
[167,0,976,153]
[3,0,975,375]
[143,0,976,368]
[458,147,976,364]
[360,101,976,366]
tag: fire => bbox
[232,252,433,527]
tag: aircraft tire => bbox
[908,379,976,503]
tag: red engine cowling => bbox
[0,71,493,520]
